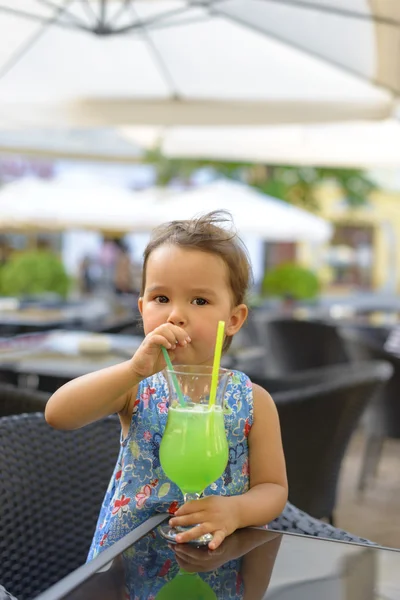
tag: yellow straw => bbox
[209,320,225,408]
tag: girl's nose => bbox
[167,308,187,328]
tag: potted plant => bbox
[262,263,320,310]
[0,250,70,298]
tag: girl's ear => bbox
[138,297,143,316]
[226,304,248,337]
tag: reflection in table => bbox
[34,520,400,600]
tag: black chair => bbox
[256,318,350,376]
[341,327,400,437]
[0,413,121,600]
[223,346,267,375]
[251,361,393,524]
[232,313,261,348]
[343,323,389,347]
[0,583,18,600]
[0,383,50,417]
[341,328,400,489]
[117,321,144,337]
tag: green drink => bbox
[159,365,231,545]
[160,405,228,494]
[155,571,217,600]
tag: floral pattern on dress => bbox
[87,370,253,561]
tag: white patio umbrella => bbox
[0,176,158,232]
[120,115,400,169]
[153,180,332,243]
[0,176,331,246]
[0,1,397,128]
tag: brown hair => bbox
[141,210,252,351]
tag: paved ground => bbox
[336,432,400,549]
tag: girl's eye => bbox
[155,296,169,304]
[192,298,208,306]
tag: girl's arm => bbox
[45,322,191,430]
[235,383,288,528]
[45,360,140,430]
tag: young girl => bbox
[45,211,288,560]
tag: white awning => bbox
[120,114,400,169]
[0,175,332,242]
[0,176,157,232]
[153,180,332,243]
[0,1,396,127]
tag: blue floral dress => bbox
[88,369,253,561]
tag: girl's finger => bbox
[175,499,202,516]
[156,324,191,345]
[208,530,226,550]
[175,523,213,544]
[146,334,174,350]
[149,332,174,348]
[169,512,205,528]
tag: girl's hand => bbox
[130,323,191,380]
[168,496,242,550]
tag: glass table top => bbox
[0,330,143,377]
[33,515,400,600]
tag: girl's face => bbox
[138,245,247,366]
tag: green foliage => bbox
[262,263,320,301]
[253,166,376,211]
[144,149,375,211]
[0,250,70,298]
[144,147,248,186]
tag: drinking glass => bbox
[159,365,230,545]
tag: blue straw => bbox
[162,346,185,407]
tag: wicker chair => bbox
[0,409,375,600]
[0,384,50,417]
[256,318,350,376]
[341,328,400,489]
[0,413,120,600]
[251,361,393,524]
[269,502,373,545]
[222,346,267,374]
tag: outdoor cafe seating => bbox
[0,412,374,600]
[251,361,392,524]
[0,309,399,599]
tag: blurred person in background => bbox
[113,240,136,296]
[100,238,119,290]
[78,254,102,296]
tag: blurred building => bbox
[314,183,400,294]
